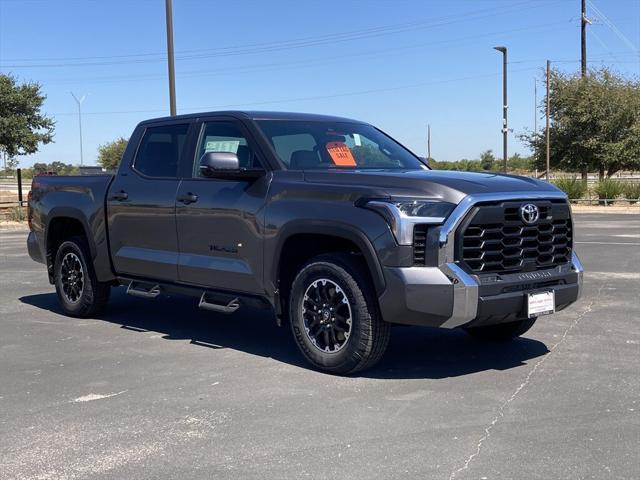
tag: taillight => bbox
[27,189,33,230]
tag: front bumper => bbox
[378,252,584,328]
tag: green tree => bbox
[520,68,640,179]
[97,137,128,171]
[479,149,496,171]
[31,161,78,176]
[0,74,55,162]
[32,162,49,175]
[507,153,534,171]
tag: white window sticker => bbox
[205,140,240,153]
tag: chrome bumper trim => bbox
[439,262,479,328]
[571,251,584,299]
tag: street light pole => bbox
[165,0,177,116]
[534,78,537,135]
[546,60,551,182]
[70,92,86,166]
[493,46,508,173]
[427,124,431,162]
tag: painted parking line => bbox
[585,272,640,280]
[575,241,640,246]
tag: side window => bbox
[134,123,189,178]
[194,121,260,177]
[271,133,317,167]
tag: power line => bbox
[3,0,548,63]
[0,0,562,68]
[48,66,541,117]
[589,28,627,64]
[37,53,632,88]
[20,19,578,86]
[45,52,633,119]
[588,0,639,53]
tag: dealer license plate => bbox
[526,291,555,318]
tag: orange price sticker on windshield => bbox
[326,142,357,166]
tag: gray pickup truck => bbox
[27,111,583,374]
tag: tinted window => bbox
[194,121,259,177]
[271,133,316,166]
[257,120,426,170]
[134,124,189,178]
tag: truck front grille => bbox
[459,200,572,274]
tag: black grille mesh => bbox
[460,201,572,274]
[412,224,428,265]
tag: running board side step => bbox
[198,293,240,314]
[126,281,161,299]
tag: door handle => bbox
[110,190,128,201]
[177,192,198,204]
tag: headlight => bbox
[362,199,455,245]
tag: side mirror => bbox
[200,151,239,175]
[199,152,264,180]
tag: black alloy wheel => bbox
[301,278,353,354]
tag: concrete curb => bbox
[0,222,29,232]
[571,205,640,214]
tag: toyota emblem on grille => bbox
[520,203,540,224]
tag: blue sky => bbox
[1,0,638,167]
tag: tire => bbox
[288,253,391,375]
[54,236,110,318]
[464,317,537,341]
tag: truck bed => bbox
[28,174,115,282]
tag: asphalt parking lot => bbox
[0,213,638,480]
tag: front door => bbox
[107,122,191,282]
[175,119,270,294]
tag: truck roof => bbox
[139,110,365,125]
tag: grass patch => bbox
[593,178,624,204]
[7,206,27,222]
[552,177,587,201]
[622,182,640,204]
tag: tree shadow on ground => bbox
[20,288,549,380]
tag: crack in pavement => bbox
[447,284,605,480]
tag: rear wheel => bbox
[464,317,537,341]
[289,253,390,374]
[54,236,110,317]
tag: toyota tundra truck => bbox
[27,111,584,374]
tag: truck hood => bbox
[303,169,561,203]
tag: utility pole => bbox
[534,78,537,134]
[534,78,538,166]
[580,0,591,181]
[545,60,551,181]
[581,0,588,78]
[493,46,508,173]
[165,0,177,116]
[70,92,86,166]
[427,124,431,163]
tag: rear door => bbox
[175,118,270,294]
[107,122,192,281]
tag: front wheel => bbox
[464,317,537,341]
[289,253,390,375]
[54,236,111,318]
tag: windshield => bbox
[256,120,427,170]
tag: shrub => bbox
[552,177,587,200]
[622,182,640,204]
[593,178,624,204]
[8,206,26,222]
